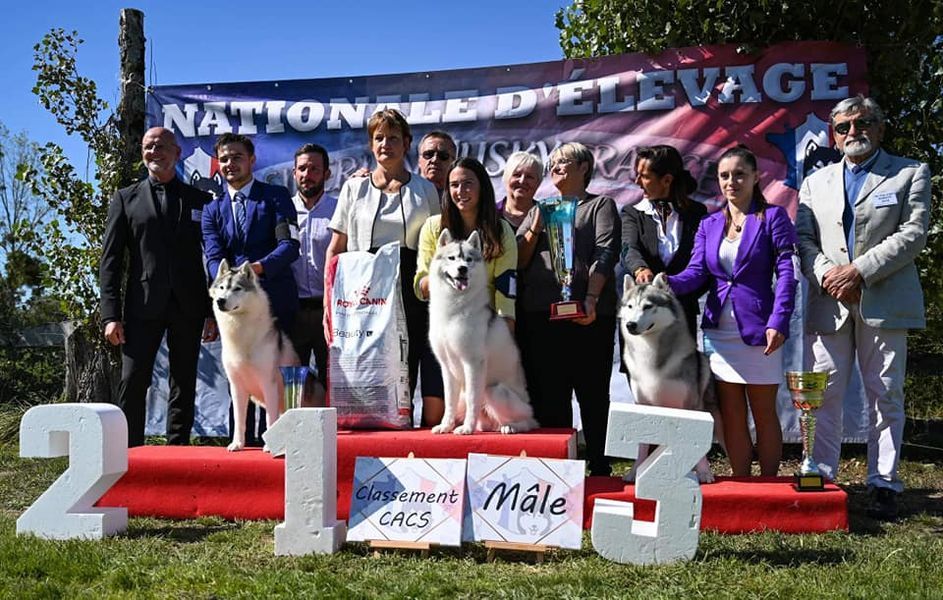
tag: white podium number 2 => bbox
[17,403,129,540]
[263,408,347,555]
[591,403,713,565]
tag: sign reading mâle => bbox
[347,456,465,546]
[463,453,585,549]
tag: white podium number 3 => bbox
[17,403,128,540]
[263,408,346,555]
[591,403,713,565]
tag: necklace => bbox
[727,208,747,233]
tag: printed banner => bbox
[347,456,465,546]
[144,41,873,444]
[147,40,867,216]
[464,453,585,549]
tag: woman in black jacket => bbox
[620,144,707,337]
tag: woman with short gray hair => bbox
[515,142,620,476]
[499,151,543,230]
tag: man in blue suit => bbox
[202,133,300,444]
[202,133,300,328]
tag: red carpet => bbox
[583,476,848,533]
[97,431,848,533]
[98,428,577,521]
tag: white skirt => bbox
[702,297,783,385]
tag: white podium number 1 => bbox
[591,403,713,565]
[17,403,129,540]
[262,408,347,555]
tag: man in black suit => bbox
[100,127,214,447]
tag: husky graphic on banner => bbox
[182,147,224,199]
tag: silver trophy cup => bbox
[536,195,585,321]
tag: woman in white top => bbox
[325,109,443,415]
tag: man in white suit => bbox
[797,95,931,520]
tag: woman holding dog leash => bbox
[515,142,621,477]
[325,109,444,426]
[621,145,708,336]
[619,144,708,391]
[668,145,798,477]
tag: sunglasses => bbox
[421,150,452,161]
[834,118,877,135]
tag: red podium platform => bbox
[97,431,848,533]
[583,476,848,533]
[98,428,577,521]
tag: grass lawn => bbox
[1,440,941,599]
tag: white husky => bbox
[210,259,299,452]
[427,229,537,435]
[619,273,721,483]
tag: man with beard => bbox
[100,127,214,446]
[797,95,931,521]
[416,131,456,192]
[288,143,337,404]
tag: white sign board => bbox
[347,456,465,546]
[464,453,585,549]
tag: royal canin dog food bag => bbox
[324,241,411,429]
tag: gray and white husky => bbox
[619,272,721,483]
[427,229,537,435]
[210,259,299,452]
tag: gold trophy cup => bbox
[786,371,829,492]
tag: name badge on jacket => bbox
[871,192,898,208]
[191,209,202,222]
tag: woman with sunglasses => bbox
[516,142,621,476]
[414,158,519,424]
[668,146,798,477]
[326,109,443,422]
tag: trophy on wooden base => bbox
[537,196,585,321]
[786,371,829,492]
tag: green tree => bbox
[18,29,133,403]
[556,0,943,353]
[0,124,68,407]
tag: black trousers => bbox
[288,298,329,386]
[118,297,203,447]
[519,310,616,476]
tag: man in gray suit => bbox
[797,95,931,520]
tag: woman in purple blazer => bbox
[669,146,797,477]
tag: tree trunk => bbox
[62,321,120,404]
[118,8,146,185]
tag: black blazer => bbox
[620,199,708,333]
[100,177,212,325]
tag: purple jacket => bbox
[668,203,797,346]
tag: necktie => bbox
[153,182,166,217]
[234,192,247,239]
[652,199,672,229]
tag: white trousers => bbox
[807,313,907,492]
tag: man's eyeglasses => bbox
[834,118,877,135]
[421,150,452,161]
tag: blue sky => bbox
[1,0,567,175]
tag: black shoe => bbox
[867,487,900,521]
